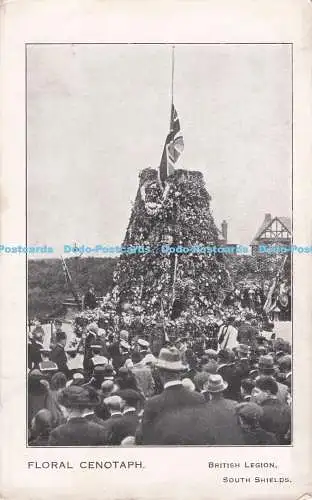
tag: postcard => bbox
[1,1,311,499]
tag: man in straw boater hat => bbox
[137,347,205,445]
[198,374,245,445]
[48,385,108,446]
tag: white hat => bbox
[182,378,195,392]
[138,338,150,348]
[142,353,156,365]
[120,340,130,350]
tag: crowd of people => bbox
[27,168,292,446]
[28,311,291,446]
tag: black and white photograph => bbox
[26,43,292,447]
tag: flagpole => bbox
[169,44,178,321]
[170,45,175,128]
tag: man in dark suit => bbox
[137,347,205,445]
[146,374,244,445]
[99,395,124,445]
[83,285,97,310]
[48,386,108,446]
[111,389,143,441]
[50,331,70,378]
[107,331,130,371]
[199,374,244,445]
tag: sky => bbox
[27,43,292,255]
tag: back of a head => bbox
[193,371,209,391]
[33,409,53,435]
[28,369,45,391]
[202,360,218,375]
[116,388,144,408]
[157,368,182,385]
[50,371,67,391]
[101,379,114,395]
[241,378,255,395]
[116,367,138,388]
[273,338,291,354]
[205,349,218,361]
[181,378,195,392]
[104,395,122,412]
[236,402,263,426]
[118,366,130,378]
[278,355,291,373]
[59,385,100,409]
[121,436,136,446]
[256,375,278,395]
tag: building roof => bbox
[278,217,291,233]
[251,215,291,245]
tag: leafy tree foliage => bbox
[28,257,117,321]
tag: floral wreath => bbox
[140,180,170,216]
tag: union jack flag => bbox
[159,104,184,185]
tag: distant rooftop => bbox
[251,213,291,245]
